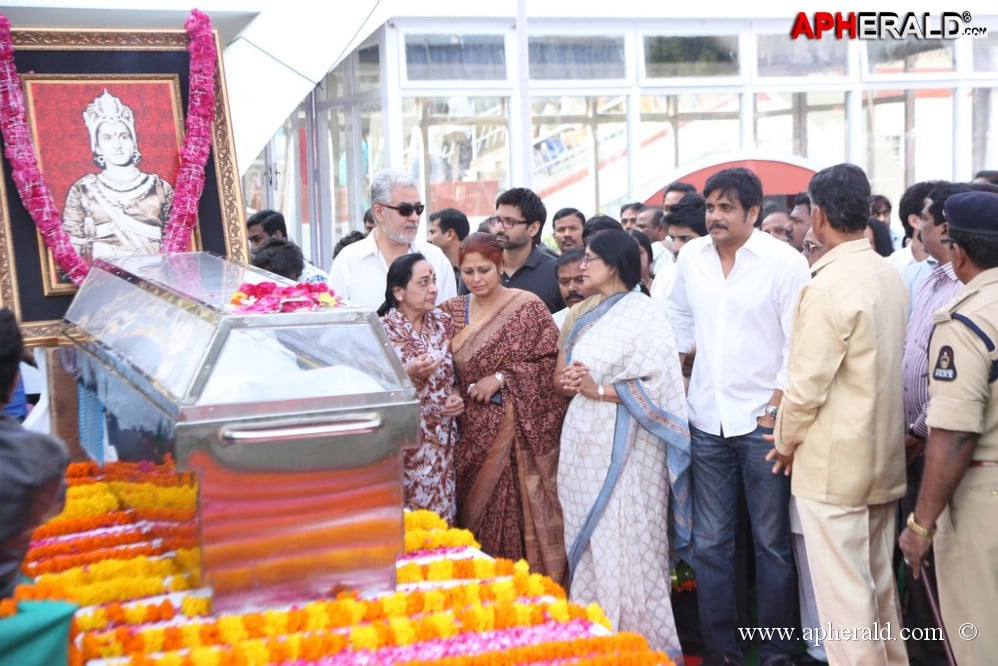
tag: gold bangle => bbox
[907,512,935,539]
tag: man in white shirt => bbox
[635,205,674,280]
[329,170,456,309]
[667,167,810,666]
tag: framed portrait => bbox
[0,26,247,346]
[23,75,200,296]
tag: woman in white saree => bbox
[555,229,691,662]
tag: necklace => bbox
[97,171,150,193]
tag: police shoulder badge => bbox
[933,345,957,381]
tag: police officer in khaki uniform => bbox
[900,190,998,666]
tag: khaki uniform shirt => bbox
[775,239,909,505]
[925,267,998,462]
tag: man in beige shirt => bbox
[769,163,909,665]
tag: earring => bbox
[96,155,105,167]
[132,149,142,166]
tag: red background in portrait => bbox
[23,79,183,213]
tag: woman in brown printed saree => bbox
[440,232,569,584]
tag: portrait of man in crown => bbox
[20,77,189,294]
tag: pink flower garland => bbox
[160,9,216,255]
[0,10,217,285]
[0,15,88,284]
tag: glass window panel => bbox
[528,36,625,79]
[636,94,739,198]
[405,34,506,80]
[644,36,739,77]
[971,87,998,176]
[757,34,847,76]
[327,59,347,98]
[754,92,846,163]
[402,96,509,220]
[531,96,628,221]
[864,88,954,206]
[973,34,998,71]
[867,38,954,73]
[356,45,380,93]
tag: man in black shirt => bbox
[494,187,563,313]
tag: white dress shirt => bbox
[328,232,457,309]
[651,240,674,278]
[667,230,810,437]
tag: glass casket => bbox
[60,253,417,611]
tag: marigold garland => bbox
[405,527,480,553]
[18,466,666,666]
[22,542,163,577]
[30,510,135,540]
[78,573,605,661]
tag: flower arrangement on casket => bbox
[229,281,342,314]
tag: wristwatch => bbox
[765,404,779,419]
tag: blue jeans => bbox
[691,424,796,663]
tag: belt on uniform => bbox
[969,460,998,467]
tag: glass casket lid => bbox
[64,253,409,406]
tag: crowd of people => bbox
[240,166,998,666]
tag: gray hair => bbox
[370,170,419,206]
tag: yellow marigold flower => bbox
[180,595,210,618]
[181,622,203,649]
[238,638,269,664]
[218,615,247,644]
[76,608,106,632]
[282,632,301,660]
[349,624,380,651]
[421,588,446,613]
[261,608,288,637]
[491,579,516,605]
[428,611,459,639]
[513,602,534,626]
[143,626,165,653]
[188,646,221,666]
[586,601,613,630]
[381,591,407,618]
[395,561,421,584]
[426,559,452,581]
[472,558,495,579]
[403,509,447,532]
[389,616,417,645]
[548,599,571,623]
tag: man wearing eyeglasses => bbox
[899,190,998,666]
[494,187,563,313]
[895,181,970,666]
[329,170,456,309]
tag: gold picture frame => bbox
[0,26,247,346]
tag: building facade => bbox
[242,16,998,269]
